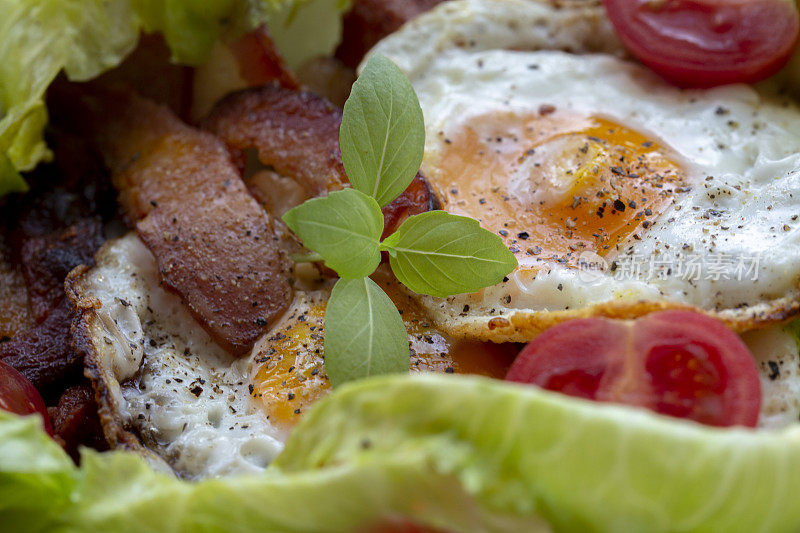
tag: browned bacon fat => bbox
[202,84,439,233]
[0,238,30,341]
[336,0,446,68]
[86,89,292,355]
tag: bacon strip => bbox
[0,219,103,394]
[48,383,108,461]
[0,239,30,340]
[0,299,79,393]
[381,174,440,238]
[202,84,439,233]
[21,218,104,322]
[85,89,292,355]
[335,0,446,68]
[202,84,347,198]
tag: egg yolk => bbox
[432,112,689,267]
[249,303,328,430]
[249,272,515,429]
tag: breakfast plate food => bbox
[3,0,800,531]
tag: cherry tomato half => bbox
[603,0,800,87]
[0,360,53,435]
[506,311,761,427]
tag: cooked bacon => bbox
[0,299,80,394]
[202,84,347,198]
[382,174,441,238]
[335,0,446,68]
[0,219,103,395]
[202,84,439,229]
[0,99,112,452]
[48,383,108,461]
[20,218,104,322]
[0,238,30,340]
[84,88,292,355]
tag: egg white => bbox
[744,325,800,429]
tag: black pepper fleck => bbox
[768,361,780,381]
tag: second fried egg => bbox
[371,0,800,341]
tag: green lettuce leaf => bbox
[0,0,348,198]
[268,0,351,70]
[279,374,800,532]
[5,375,800,532]
[0,412,75,532]
[0,411,534,532]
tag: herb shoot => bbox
[282,54,517,386]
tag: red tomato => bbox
[506,311,761,427]
[603,0,800,87]
[0,360,53,435]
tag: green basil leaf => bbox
[340,53,425,207]
[381,211,518,297]
[324,277,410,386]
[282,189,384,279]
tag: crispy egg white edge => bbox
[369,0,800,339]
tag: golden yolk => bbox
[249,303,328,430]
[249,271,515,429]
[432,113,689,267]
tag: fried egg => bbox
[371,0,800,342]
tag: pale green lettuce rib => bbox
[277,374,800,532]
[0,411,540,532]
[3,374,800,532]
[0,0,348,197]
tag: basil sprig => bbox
[282,54,517,386]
